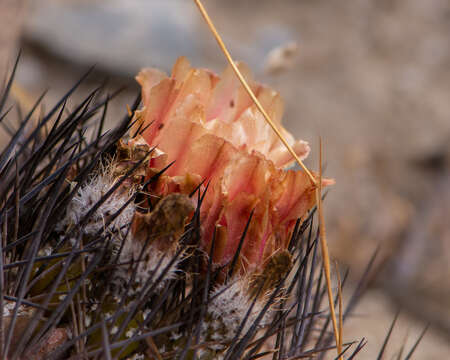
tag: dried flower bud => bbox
[114,135,164,186]
[131,193,194,247]
[248,249,292,298]
[117,194,194,290]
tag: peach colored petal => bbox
[156,108,208,175]
[183,134,236,183]
[136,57,308,169]
[269,139,310,168]
[136,68,168,105]
[221,152,272,201]
[217,192,260,265]
[254,86,284,126]
[274,170,317,228]
[132,57,334,274]
[200,185,226,252]
[171,56,192,82]
[240,200,271,268]
[205,62,257,123]
[134,78,176,145]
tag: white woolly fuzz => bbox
[117,235,181,290]
[84,315,92,328]
[127,353,144,360]
[3,301,17,317]
[204,278,271,346]
[59,164,135,236]
[3,300,33,318]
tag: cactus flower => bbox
[132,57,332,272]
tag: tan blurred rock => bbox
[324,289,450,359]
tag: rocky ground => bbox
[1,0,449,357]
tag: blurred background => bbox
[1,0,449,357]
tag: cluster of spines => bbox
[0,54,425,359]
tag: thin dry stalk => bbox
[336,261,344,357]
[316,138,341,359]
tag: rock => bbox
[324,289,450,359]
[24,0,207,75]
[23,0,296,76]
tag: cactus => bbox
[0,54,424,359]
